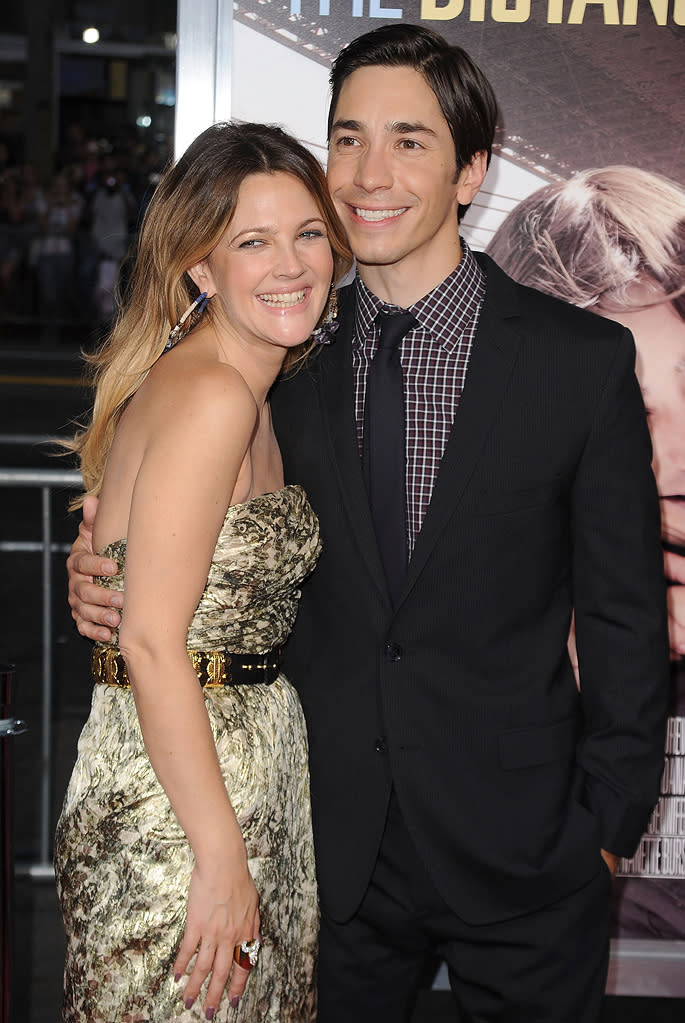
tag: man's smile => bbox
[350,205,409,222]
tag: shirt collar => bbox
[353,240,485,352]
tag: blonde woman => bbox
[488,165,685,667]
[54,122,351,1021]
[488,165,685,938]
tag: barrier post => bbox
[0,663,28,1023]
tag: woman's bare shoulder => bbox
[135,344,258,435]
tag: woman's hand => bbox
[174,854,261,1017]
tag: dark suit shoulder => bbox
[477,251,631,354]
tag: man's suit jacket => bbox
[271,253,669,926]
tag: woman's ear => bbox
[187,261,215,297]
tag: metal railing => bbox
[0,462,82,878]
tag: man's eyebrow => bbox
[390,121,438,137]
[330,119,362,133]
[330,118,438,138]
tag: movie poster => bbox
[213,0,685,993]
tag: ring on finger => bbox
[233,939,261,970]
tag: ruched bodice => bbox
[96,484,321,654]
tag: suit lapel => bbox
[316,285,391,605]
[314,260,524,610]
[403,257,523,599]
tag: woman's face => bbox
[196,171,334,357]
[599,290,685,548]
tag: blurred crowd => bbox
[0,124,171,334]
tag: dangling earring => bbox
[311,283,339,346]
[165,291,210,350]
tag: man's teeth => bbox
[259,290,306,307]
[354,207,407,222]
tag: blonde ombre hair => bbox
[70,121,352,507]
[487,166,685,318]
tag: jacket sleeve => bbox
[572,328,670,857]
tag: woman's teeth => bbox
[259,290,306,307]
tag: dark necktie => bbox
[362,310,417,605]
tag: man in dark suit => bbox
[68,24,669,1023]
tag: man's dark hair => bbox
[327,23,499,178]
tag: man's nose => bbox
[353,144,393,192]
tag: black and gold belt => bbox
[91,645,282,688]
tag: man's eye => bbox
[399,139,422,150]
[336,136,359,147]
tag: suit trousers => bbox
[317,791,611,1023]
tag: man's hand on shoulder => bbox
[67,495,123,643]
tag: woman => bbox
[487,164,685,939]
[54,121,351,1021]
[487,165,685,665]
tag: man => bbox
[68,24,669,1023]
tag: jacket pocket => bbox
[476,480,562,516]
[499,716,578,770]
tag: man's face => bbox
[326,65,485,304]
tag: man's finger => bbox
[68,552,120,579]
[73,618,115,644]
[664,550,685,585]
[666,587,685,658]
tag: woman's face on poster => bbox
[598,287,685,549]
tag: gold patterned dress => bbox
[54,485,321,1022]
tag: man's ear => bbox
[186,260,215,297]
[455,151,488,207]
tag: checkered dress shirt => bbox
[352,240,486,558]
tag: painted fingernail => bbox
[205,1009,216,1021]
[185,996,195,1009]
[174,971,182,982]
[230,996,240,1008]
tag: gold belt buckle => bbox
[188,649,230,686]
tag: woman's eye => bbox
[239,238,264,249]
[300,229,324,240]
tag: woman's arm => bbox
[118,365,260,1015]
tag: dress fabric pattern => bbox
[54,485,321,1022]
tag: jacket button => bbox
[375,736,388,754]
[384,642,403,661]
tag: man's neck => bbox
[357,239,464,308]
